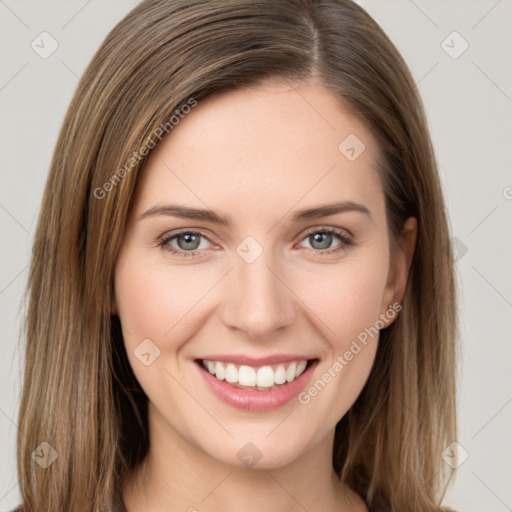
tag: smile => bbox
[200,359,309,390]
[194,356,319,411]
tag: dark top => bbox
[9,505,129,512]
[10,505,459,512]
[10,506,127,512]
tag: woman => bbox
[14,0,460,511]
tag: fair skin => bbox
[113,80,417,512]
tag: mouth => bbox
[195,358,317,390]
[194,356,319,411]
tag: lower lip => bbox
[195,359,318,412]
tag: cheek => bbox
[289,256,388,430]
[115,237,390,352]
[291,249,390,350]
[114,252,211,345]
[113,255,215,406]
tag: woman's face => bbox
[113,80,409,469]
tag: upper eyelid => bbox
[301,225,353,238]
[162,227,218,245]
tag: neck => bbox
[121,402,367,512]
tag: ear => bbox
[379,216,417,326]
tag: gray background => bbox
[1,1,511,510]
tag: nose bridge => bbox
[222,241,295,339]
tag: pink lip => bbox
[196,354,313,366]
[194,358,319,412]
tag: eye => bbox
[158,230,215,259]
[158,227,354,259]
[297,227,353,256]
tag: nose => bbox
[220,248,297,341]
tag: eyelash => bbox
[157,227,353,259]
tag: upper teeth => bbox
[202,360,308,389]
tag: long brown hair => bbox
[17,1,460,510]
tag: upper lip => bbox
[196,354,318,366]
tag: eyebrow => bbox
[138,200,373,226]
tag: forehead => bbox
[130,81,384,226]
